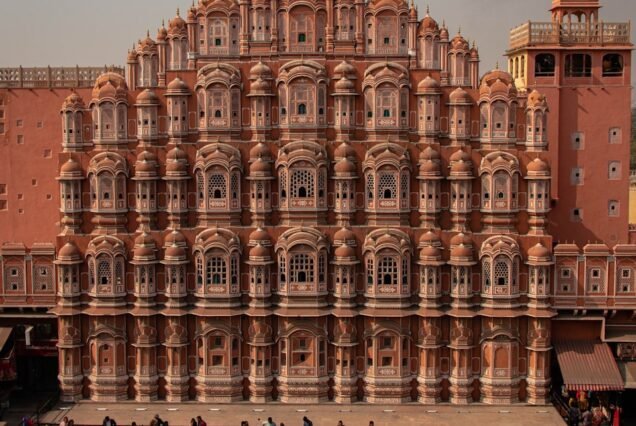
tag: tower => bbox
[507,0,633,244]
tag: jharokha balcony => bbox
[509,21,631,51]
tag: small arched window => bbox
[298,103,307,115]
[535,53,555,77]
[602,54,623,77]
[565,54,592,77]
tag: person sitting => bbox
[262,417,276,426]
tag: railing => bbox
[0,66,124,88]
[509,21,631,50]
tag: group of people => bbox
[564,389,622,426]
[45,414,377,426]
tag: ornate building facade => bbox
[0,0,634,404]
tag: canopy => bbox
[554,340,624,392]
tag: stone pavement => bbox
[40,402,564,426]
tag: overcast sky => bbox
[0,0,633,101]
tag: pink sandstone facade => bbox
[0,0,633,404]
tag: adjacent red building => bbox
[0,0,634,403]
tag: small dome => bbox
[136,89,160,105]
[417,75,441,93]
[250,158,271,174]
[482,68,514,87]
[527,89,548,108]
[440,25,449,40]
[249,228,271,245]
[420,245,442,260]
[419,11,439,35]
[334,227,356,244]
[58,242,81,259]
[137,32,158,53]
[250,142,271,160]
[168,9,187,36]
[334,60,356,76]
[419,160,440,174]
[470,44,479,59]
[419,146,440,161]
[167,77,190,94]
[165,244,186,259]
[62,91,85,110]
[419,231,441,246]
[451,32,469,51]
[528,243,551,259]
[527,158,550,173]
[165,229,186,247]
[157,25,168,41]
[335,244,356,258]
[250,77,270,92]
[167,147,187,162]
[60,158,82,174]
[250,244,270,258]
[334,158,357,174]
[335,76,355,91]
[451,244,472,258]
[334,142,356,159]
[92,72,128,101]
[134,232,157,259]
[450,232,472,247]
[449,87,472,104]
[250,61,272,79]
[450,160,472,174]
[449,149,471,163]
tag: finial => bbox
[176,7,180,16]
[146,29,150,37]
[162,19,165,27]
[426,4,430,15]
[458,26,461,35]
[495,61,499,70]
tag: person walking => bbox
[262,417,276,426]
[197,416,207,426]
[302,416,313,426]
[190,418,197,426]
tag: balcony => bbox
[0,66,124,88]
[509,21,631,51]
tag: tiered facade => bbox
[0,0,633,404]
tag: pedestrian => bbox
[582,409,593,426]
[60,416,69,426]
[241,422,249,426]
[337,421,345,426]
[369,422,375,426]
[103,416,117,426]
[302,416,313,426]
[190,419,197,426]
[131,423,137,426]
[154,414,166,426]
[19,417,33,426]
[568,399,581,426]
[197,416,207,426]
[262,416,276,426]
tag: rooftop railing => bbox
[0,66,124,89]
[509,21,631,50]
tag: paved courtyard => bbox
[39,402,564,426]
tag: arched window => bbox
[494,258,509,286]
[298,103,307,115]
[97,257,112,286]
[206,256,226,285]
[377,256,398,286]
[565,54,592,77]
[290,253,314,283]
[535,53,555,77]
[603,54,623,77]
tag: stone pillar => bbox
[417,317,442,403]
[449,318,474,404]
[526,318,552,404]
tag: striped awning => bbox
[554,340,624,391]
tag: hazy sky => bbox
[0,0,634,100]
